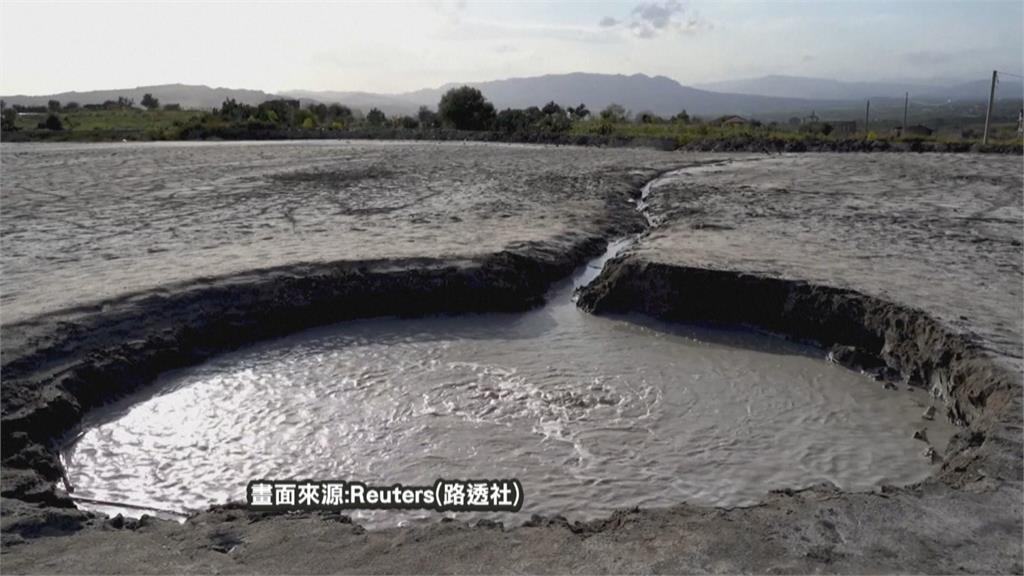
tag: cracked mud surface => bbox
[1,144,1021,574]
[0,141,692,324]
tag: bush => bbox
[1,108,18,132]
[366,108,387,127]
[417,106,440,129]
[438,86,496,131]
[39,114,63,130]
[599,104,628,123]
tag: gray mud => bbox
[60,269,952,528]
[1,145,1021,574]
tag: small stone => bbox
[107,514,125,529]
[922,406,936,421]
[883,382,898,391]
[913,429,928,442]
[922,447,939,462]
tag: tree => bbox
[65,101,80,110]
[637,111,664,124]
[541,101,564,116]
[599,103,628,123]
[327,103,354,126]
[536,102,571,133]
[417,106,439,129]
[394,115,419,130]
[47,99,61,112]
[672,110,690,124]
[141,93,160,110]
[39,114,63,130]
[1,107,18,133]
[257,99,299,125]
[495,108,529,134]
[438,86,496,131]
[570,103,590,120]
[366,108,387,127]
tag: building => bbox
[719,115,748,127]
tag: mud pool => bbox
[61,260,954,528]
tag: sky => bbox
[1,0,1021,95]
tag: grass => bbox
[12,108,201,139]
[569,118,1024,147]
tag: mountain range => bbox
[693,74,1023,102]
[3,73,1020,120]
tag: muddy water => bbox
[62,255,954,528]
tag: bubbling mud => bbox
[62,264,954,528]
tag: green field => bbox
[10,108,201,140]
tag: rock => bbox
[913,429,928,442]
[826,345,885,373]
[922,406,936,421]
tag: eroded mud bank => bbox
[577,258,1021,486]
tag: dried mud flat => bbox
[1,143,1021,574]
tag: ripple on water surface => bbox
[63,281,953,528]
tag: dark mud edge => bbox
[0,235,623,509]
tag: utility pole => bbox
[983,70,997,145]
[903,92,909,130]
[864,99,870,136]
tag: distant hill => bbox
[932,78,1024,101]
[694,74,1023,102]
[399,72,834,117]
[6,73,1019,121]
[279,90,424,116]
[285,73,834,118]
[0,83,276,110]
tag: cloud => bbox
[600,1,706,40]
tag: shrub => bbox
[1,108,18,132]
[599,104,628,123]
[438,86,496,131]
[417,106,440,129]
[366,108,387,127]
[39,114,63,130]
